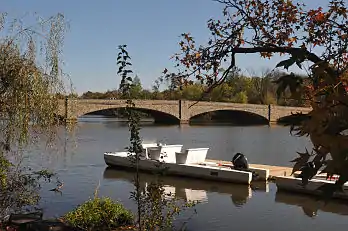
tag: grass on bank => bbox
[62,196,134,231]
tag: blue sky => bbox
[3,0,329,94]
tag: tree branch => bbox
[230,46,322,64]
[188,53,236,108]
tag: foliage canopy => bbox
[0,12,68,218]
[165,0,348,196]
[117,45,197,231]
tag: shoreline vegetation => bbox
[66,69,310,108]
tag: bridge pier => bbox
[65,118,78,123]
[268,120,278,126]
[179,120,189,125]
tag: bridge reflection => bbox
[103,167,269,207]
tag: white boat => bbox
[293,172,340,181]
[104,142,269,185]
[275,175,348,200]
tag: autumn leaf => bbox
[169,0,348,195]
[314,12,326,22]
[273,73,304,100]
[276,58,296,70]
[290,149,312,175]
[288,37,297,43]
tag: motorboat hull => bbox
[275,176,348,200]
[104,152,253,184]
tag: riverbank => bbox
[1,217,137,231]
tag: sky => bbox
[2,0,329,94]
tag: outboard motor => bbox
[232,153,249,170]
[232,153,259,180]
[298,161,318,186]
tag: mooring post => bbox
[268,104,271,126]
[179,99,182,120]
[65,96,68,121]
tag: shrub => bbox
[63,197,134,231]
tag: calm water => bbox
[28,115,348,230]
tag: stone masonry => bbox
[58,99,312,124]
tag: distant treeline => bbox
[60,70,310,107]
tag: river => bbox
[28,115,348,230]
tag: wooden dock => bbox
[205,159,296,179]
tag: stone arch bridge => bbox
[58,99,311,124]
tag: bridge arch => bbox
[185,102,269,121]
[76,105,180,124]
[276,113,310,125]
[189,109,269,125]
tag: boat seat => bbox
[141,143,159,159]
[148,145,183,163]
[176,148,209,164]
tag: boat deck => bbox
[205,159,296,179]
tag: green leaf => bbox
[296,60,302,69]
[276,58,296,70]
[273,73,304,100]
[290,149,311,175]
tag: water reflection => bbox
[103,167,269,207]
[78,116,175,128]
[275,191,348,218]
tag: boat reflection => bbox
[275,191,348,217]
[103,167,269,207]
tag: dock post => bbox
[268,104,271,126]
[65,96,68,121]
[179,99,182,120]
[179,120,189,125]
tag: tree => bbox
[209,83,234,101]
[233,91,248,103]
[117,45,196,231]
[130,75,143,99]
[0,12,68,219]
[225,66,241,83]
[181,83,204,100]
[245,69,278,104]
[165,0,348,197]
